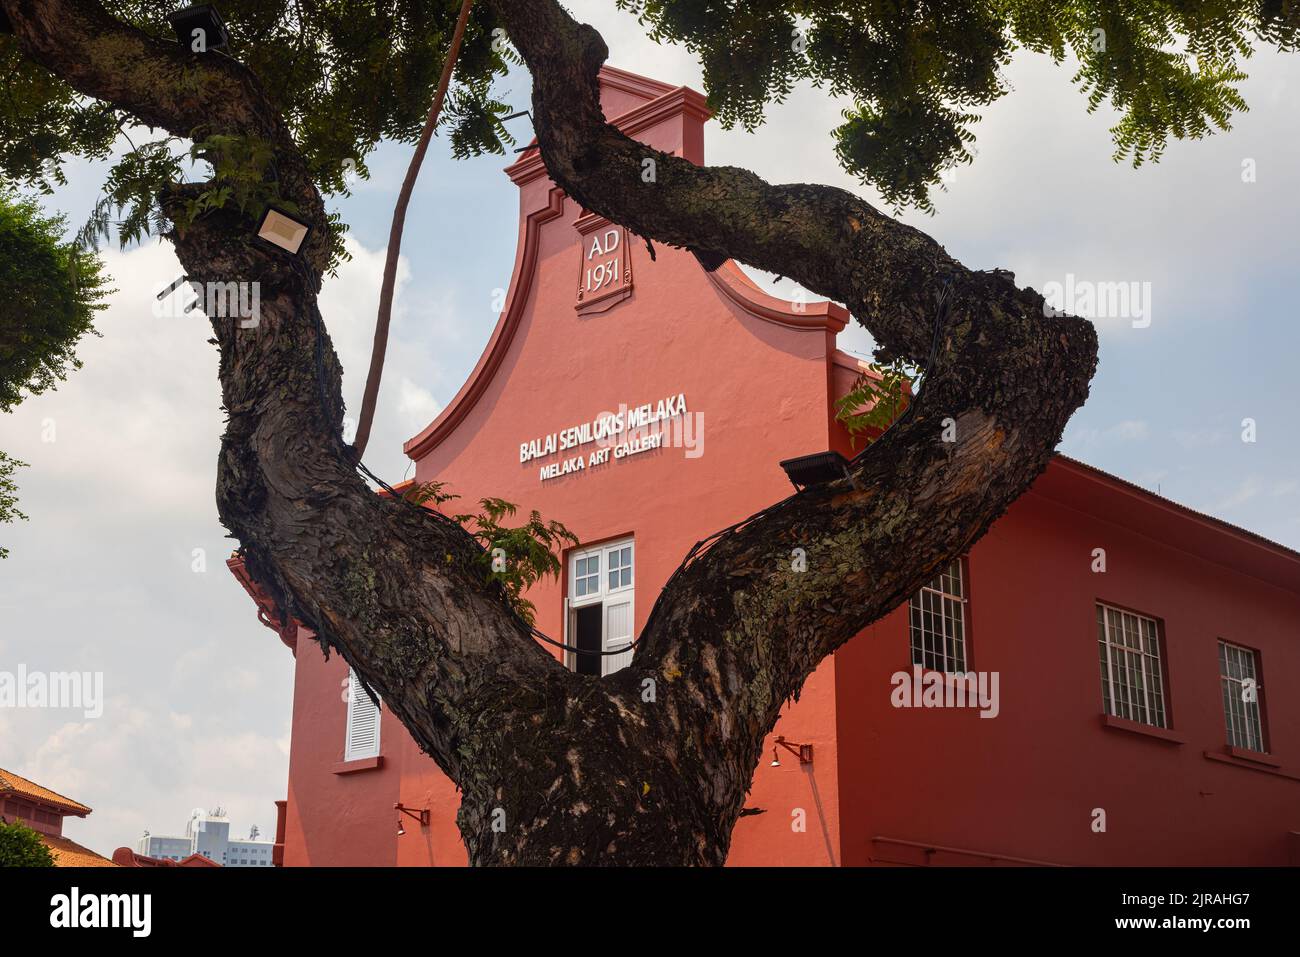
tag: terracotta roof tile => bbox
[41,832,118,867]
[0,767,92,815]
[112,847,220,867]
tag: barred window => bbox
[909,560,968,673]
[1097,603,1167,728]
[1219,640,1265,752]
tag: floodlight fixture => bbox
[779,450,851,491]
[168,4,229,52]
[254,206,312,256]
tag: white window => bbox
[566,537,635,677]
[344,666,381,760]
[909,560,968,672]
[1097,603,1167,728]
[1219,640,1265,752]
[574,552,601,597]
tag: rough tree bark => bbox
[6,0,1096,865]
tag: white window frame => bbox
[1096,603,1168,729]
[344,666,381,761]
[1218,640,1265,752]
[565,537,635,675]
[908,559,969,673]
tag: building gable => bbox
[404,68,847,550]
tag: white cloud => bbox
[4,3,1299,861]
[1214,475,1265,511]
[1112,420,1150,440]
[20,704,290,855]
[1211,475,1300,513]
[320,236,459,479]
[1173,427,1228,450]
[397,377,442,428]
[0,232,416,857]
[1061,418,1150,452]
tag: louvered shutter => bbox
[345,666,381,760]
[603,593,634,675]
[602,541,634,676]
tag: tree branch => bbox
[488,0,1098,822]
[3,0,331,270]
[5,0,567,786]
[8,0,1100,863]
[485,0,976,360]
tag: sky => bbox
[1,3,1298,858]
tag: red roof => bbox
[0,766,92,816]
[112,847,220,867]
[42,832,117,867]
[1035,456,1300,594]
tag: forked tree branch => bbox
[2,0,328,270]
[3,0,567,787]
[486,0,1098,789]
[7,0,1098,862]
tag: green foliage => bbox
[0,819,55,867]
[75,139,185,252]
[0,42,120,194]
[7,2,1293,229]
[0,2,515,262]
[617,0,1300,211]
[0,193,110,413]
[0,451,29,560]
[404,481,578,624]
[834,357,916,447]
[443,76,519,160]
[0,193,109,558]
[189,134,278,219]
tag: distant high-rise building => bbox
[137,807,274,866]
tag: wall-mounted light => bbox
[779,450,850,491]
[395,803,430,835]
[254,206,312,257]
[770,735,814,768]
[168,4,230,52]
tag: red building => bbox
[111,848,220,867]
[0,766,117,866]
[231,67,1300,867]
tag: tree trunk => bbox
[5,0,1098,865]
[455,667,749,866]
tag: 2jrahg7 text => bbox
[1122,893,1250,908]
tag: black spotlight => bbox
[168,4,229,52]
[779,450,851,491]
